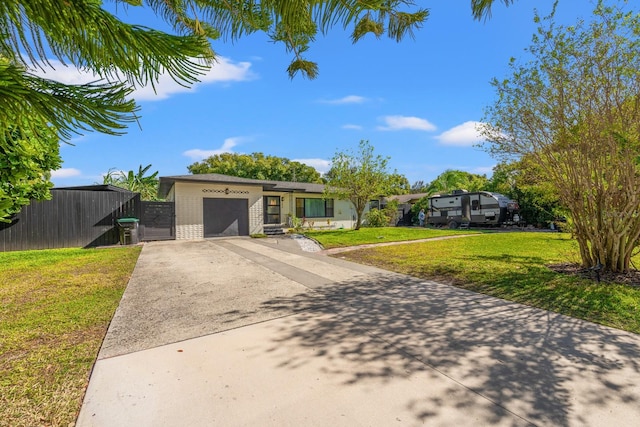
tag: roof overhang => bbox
[158,174,326,198]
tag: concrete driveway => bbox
[77,237,640,426]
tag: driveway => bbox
[77,237,640,426]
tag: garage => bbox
[203,198,249,237]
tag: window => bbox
[369,200,380,210]
[472,200,479,211]
[296,198,334,218]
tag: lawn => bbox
[303,226,481,249]
[0,246,141,427]
[336,232,640,334]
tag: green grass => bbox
[338,232,640,334]
[303,226,481,249]
[0,246,141,427]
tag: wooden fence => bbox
[0,186,140,252]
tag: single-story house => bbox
[158,174,365,239]
[381,193,428,225]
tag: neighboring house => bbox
[381,193,428,225]
[158,174,363,238]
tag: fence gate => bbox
[140,201,175,241]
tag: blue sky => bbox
[46,1,599,188]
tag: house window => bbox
[296,198,334,218]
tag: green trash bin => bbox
[116,218,140,245]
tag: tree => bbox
[387,173,411,195]
[425,169,489,195]
[471,0,517,20]
[482,1,640,272]
[485,160,564,227]
[103,164,160,201]
[0,121,61,221]
[3,0,432,143]
[1,2,212,220]
[1,0,511,221]
[323,140,394,230]
[188,152,322,183]
[1,1,434,221]
[411,180,429,193]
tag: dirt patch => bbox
[548,263,640,288]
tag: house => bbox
[158,174,363,238]
[381,193,428,225]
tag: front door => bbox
[264,196,281,224]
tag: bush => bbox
[365,208,389,227]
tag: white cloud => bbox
[293,158,331,174]
[319,95,367,105]
[435,121,488,146]
[342,124,363,130]
[134,57,255,100]
[31,56,255,101]
[51,168,81,178]
[183,137,244,160]
[376,115,436,131]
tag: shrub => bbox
[365,208,389,227]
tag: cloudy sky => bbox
[46,1,598,187]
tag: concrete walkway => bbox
[77,237,640,426]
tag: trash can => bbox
[116,218,140,245]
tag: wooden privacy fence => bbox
[0,186,141,252]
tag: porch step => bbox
[263,225,285,236]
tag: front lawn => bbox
[338,232,640,334]
[303,226,481,249]
[0,246,141,427]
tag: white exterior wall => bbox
[286,195,359,230]
[167,181,367,240]
[173,182,264,239]
[333,199,359,229]
[258,193,359,230]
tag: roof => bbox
[158,173,326,198]
[383,193,428,204]
[52,184,135,193]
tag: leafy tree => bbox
[323,140,394,230]
[387,173,411,195]
[486,160,564,227]
[482,1,640,272]
[1,0,433,221]
[0,122,61,221]
[410,180,429,193]
[471,0,517,20]
[188,152,322,183]
[1,1,211,220]
[425,169,489,195]
[3,0,433,145]
[103,164,160,201]
[0,0,507,221]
